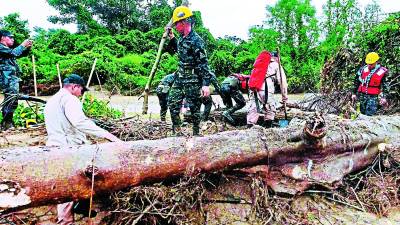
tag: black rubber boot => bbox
[1,114,14,131]
[247,124,254,128]
[222,111,235,125]
[263,120,273,128]
[193,125,200,136]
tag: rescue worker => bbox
[44,74,124,225]
[156,73,176,121]
[165,6,212,135]
[0,30,32,130]
[201,73,221,121]
[246,52,288,128]
[351,52,389,116]
[221,73,250,124]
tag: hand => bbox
[22,39,33,48]
[165,26,174,39]
[351,94,357,102]
[201,86,210,97]
[380,98,388,107]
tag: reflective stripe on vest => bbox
[357,65,387,95]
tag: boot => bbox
[222,111,235,125]
[172,126,183,136]
[263,120,273,128]
[160,115,166,122]
[1,114,14,131]
[247,124,254,129]
[193,125,200,136]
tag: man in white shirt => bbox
[44,74,122,225]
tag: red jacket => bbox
[357,65,387,95]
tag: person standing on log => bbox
[220,74,250,125]
[156,73,176,121]
[164,6,212,136]
[246,52,288,128]
[201,73,221,121]
[351,52,389,116]
[0,30,32,131]
[44,74,123,225]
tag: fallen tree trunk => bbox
[1,115,400,211]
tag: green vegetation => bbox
[0,95,121,128]
[0,0,398,95]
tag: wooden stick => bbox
[81,58,98,102]
[86,58,98,89]
[141,1,189,114]
[56,63,62,89]
[32,55,38,97]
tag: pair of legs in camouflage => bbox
[168,82,202,135]
[220,83,246,124]
[0,72,19,130]
[358,93,378,116]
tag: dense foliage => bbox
[0,0,398,95]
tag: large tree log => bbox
[1,115,400,211]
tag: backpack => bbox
[231,73,250,93]
[248,50,272,92]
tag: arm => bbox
[64,98,122,142]
[0,44,27,58]
[164,37,178,55]
[193,38,211,87]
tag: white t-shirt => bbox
[44,88,109,146]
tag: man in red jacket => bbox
[351,52,389,116]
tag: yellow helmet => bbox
[365,52,380,64]
[172,6,193,24]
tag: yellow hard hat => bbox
[365,52,380,64]
[172,6,193,24]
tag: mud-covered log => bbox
[1,115,400,211]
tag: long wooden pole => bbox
[56,63,62,89]
[81,58,98,102]
[32,55,38,97]
[141,1,189,114]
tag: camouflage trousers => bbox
[220,83,246,114]
[201,95,212,121]
[0,71,20,120]
[168,82,202,134]
[156,92,168,121]
[358,93,378,116]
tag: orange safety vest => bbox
[357,65,387,95]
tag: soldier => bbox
[0,30,32,130]
[351,52,389,116]
[156,73,176,121]
[201,73,221,121]
[165,6,212,135]
[220,74,250,124]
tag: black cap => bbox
[271,51,279,57]
[63,74,89,91]
[0,30,13,38]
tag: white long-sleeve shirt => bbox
[44,88,110,146]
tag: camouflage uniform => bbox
[220,75,247,115]
[155,73,176,121]
[0,43,29,128]
[201,73,221,121]
[165,30,211,135]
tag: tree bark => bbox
[1,115,399,211]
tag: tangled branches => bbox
[104,175,207,225]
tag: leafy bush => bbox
[83,94,123,119]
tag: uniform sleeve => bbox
[193,38,211,86]
[381,70,389,98]
[0,45,27,58]
[164,37,178,55]
[64,97,110,138]
[210,73,221,94]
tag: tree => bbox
[0,13,30,44]
[265,0,320,91]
